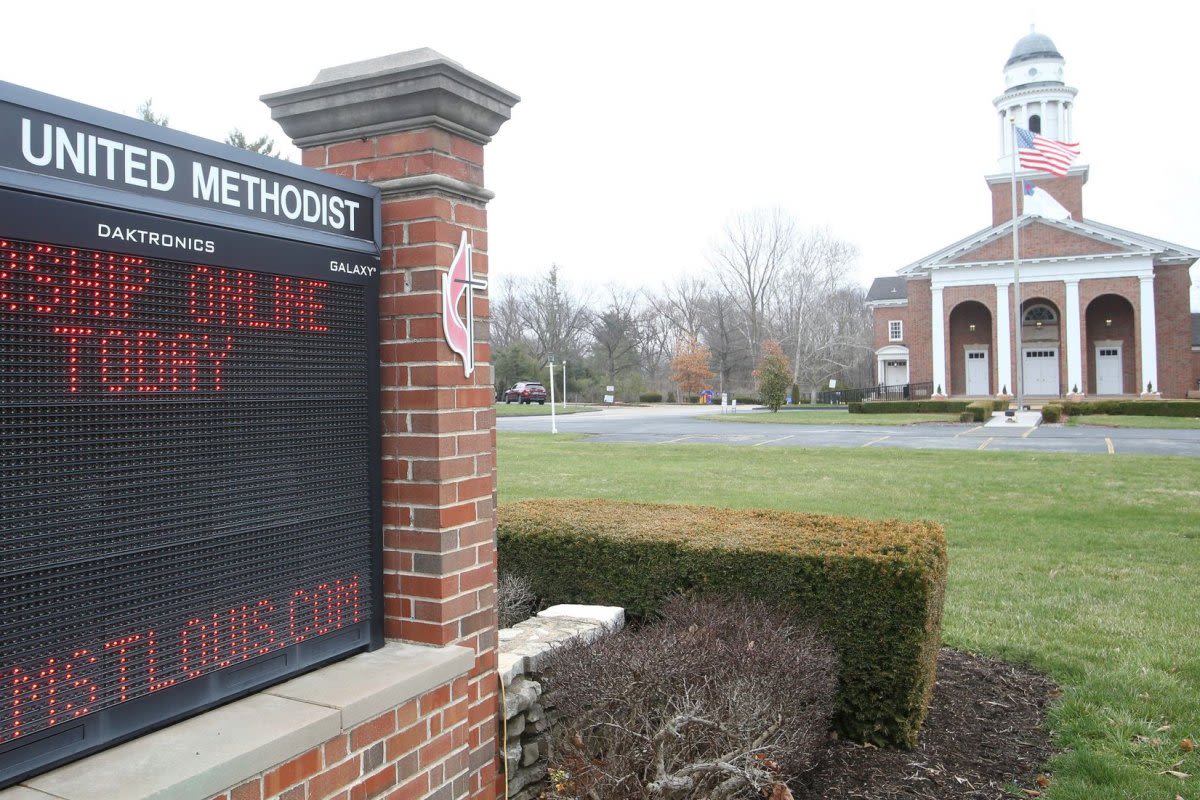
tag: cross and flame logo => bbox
[442,232,487,377]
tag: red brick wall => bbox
[953,221,1120,264]
[303,128,500,798]
[206,678,471,800]
[1082,291,1136,395]
[871,305,910,382]
[1153,264,1194,398]
[990,173,1085,226]
[1079,277,1140,395]
[944,294,994,395]
[906,279,932,386]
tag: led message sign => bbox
[0,82,382,787]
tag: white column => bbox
[995,281,1012,394]
[1138,275,1159,393]
[1065,279,1082,394]
[931,286,946,394]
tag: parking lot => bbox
[497,405,1200,457]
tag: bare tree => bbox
[651,275,709,352]
[591,286,643,387]
[518,265,593,362]
[489,276,527,351]
[700,291,750,395]
[708,209,795,367]
[773,227,860,387]
[793,285,873,401]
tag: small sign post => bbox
[548,356,558,434]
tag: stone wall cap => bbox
[538,604,625,631]
[263,48,520,146]
[7,642,473,800]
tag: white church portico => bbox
[866,30,1199,400]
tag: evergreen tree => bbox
[755,339,791,412]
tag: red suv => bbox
[503,381,547,405]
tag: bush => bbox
[667,391,677,403]
[1061,399,1200,418]
[848,400,970,415]
[498,499,947,746]
[733,396,758,406]
[543,595,836,799]
[639,392,663,403]
[1041,403,1063,423]
[497,572,536,628]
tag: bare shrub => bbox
[542,595,837,799]
[498,571,536,628]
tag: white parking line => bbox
[957,425,983,437]
[862,436,890,448]
[659,435,694,445]
[754,435,794,447]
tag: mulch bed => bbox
[799,648,1060,799]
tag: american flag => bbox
[1016,127,1080,177]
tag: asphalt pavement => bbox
[497,404,1200,457]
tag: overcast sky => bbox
[6,1,1198,308]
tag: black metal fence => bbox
[815,381,934,405]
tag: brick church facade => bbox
[867,31,1200,400]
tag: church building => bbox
[866,31,1200,399]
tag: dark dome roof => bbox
[1006,32,1061,67]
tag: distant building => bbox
[866,31,1199,398]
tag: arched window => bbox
[1029,114,1042,134]
[1023,304,1057,327]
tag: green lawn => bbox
[497,433,1200,800]
[709,410,964,426]
[1067,414,1200,430]
[495,403,602,417]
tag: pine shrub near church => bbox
[497,499,948,748]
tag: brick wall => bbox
[870,305,910,383]
[943,291,995,395]
[262,50,519,800]
[906,279,932,386]
[1079,277,1140,395]
[206,679,471,800]
[989,173,1085,226]
[1153,264,1194,397]
[953,220,1120,264]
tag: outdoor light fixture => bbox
[968,323,976,332]
[1105,318,1113,327]
[1035,321,1044,328]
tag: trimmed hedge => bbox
[639,392,663,403]
[1041,403,1063,423]
[497,499,948,747]
[1061,399,1200,418]
[848,400,970,414]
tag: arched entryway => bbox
[1085,294,1136,395]
[948,301,993,396]
[1020,298,1062,396]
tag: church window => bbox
[1029,114,1042,134]
[888,320,903,341]
[1023,304,1057,325]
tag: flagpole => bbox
[1009,118,1024,412]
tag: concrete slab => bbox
[23,693,339,800]
[538,604,625,631]
[984,410,1042,428]
[267,642,473,729]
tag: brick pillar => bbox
[264,49,518,800]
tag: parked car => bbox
[503,381,547,404]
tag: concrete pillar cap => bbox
[262,48,520,147]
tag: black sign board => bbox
[0,82,383,788]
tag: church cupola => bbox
[986,28,1088,225]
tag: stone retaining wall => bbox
[497,605,624,800]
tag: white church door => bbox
[1095,343,1123,395]
[1023,347,1060,396]
[965,348,989,395]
